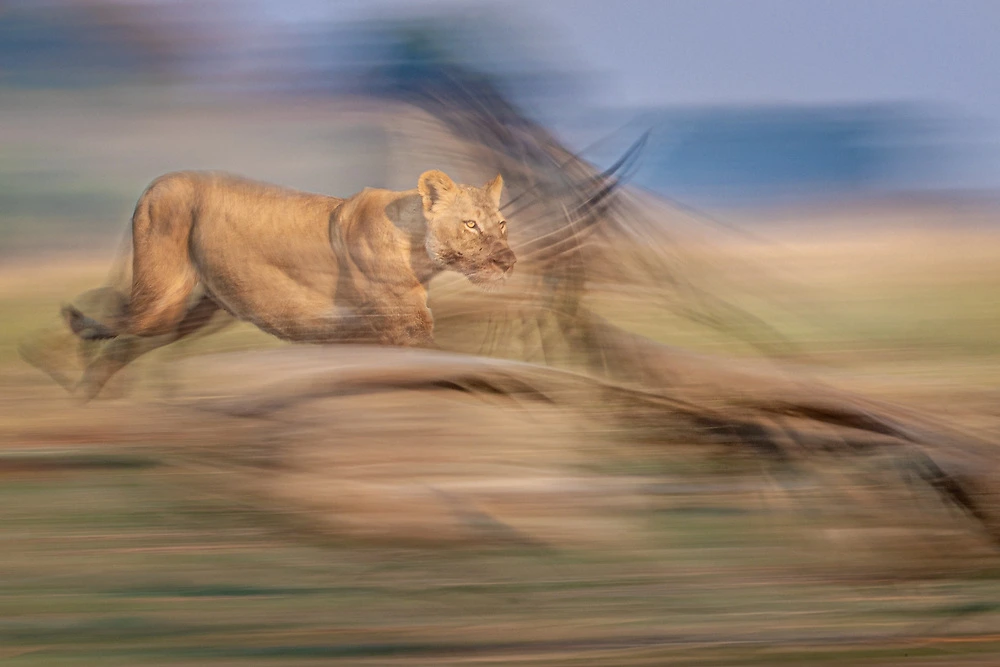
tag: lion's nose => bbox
[492,248,517,272]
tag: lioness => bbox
[58,169,514,399]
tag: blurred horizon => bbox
[2,0,999,210]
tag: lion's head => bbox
[418,170,515,289]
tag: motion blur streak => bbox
[3,2,1000,665]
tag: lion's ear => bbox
[485,173,504,207]
[418,170,457,212]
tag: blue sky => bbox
[266,1,998,110]
[258,0,1000,188]
[531,1,998,111]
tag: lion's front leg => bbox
[380,308,436,348]
[345,265,437,348]
[364,295,436,349]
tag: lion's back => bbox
[146,171,338,216]
[131,171,346,307]
[140,171,341,250]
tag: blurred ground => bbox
[3,91,1000,665]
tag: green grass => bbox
[0,451,996,665]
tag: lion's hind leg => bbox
[125,178,200,338]
[18,329,80,393]
[62,304,118,340]
[58,285,129,339]
[20,286,128,393]
[76,294,222,401]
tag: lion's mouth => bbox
[466,263,513,291]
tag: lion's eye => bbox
[464,220,478,230]
[499,221,507,233]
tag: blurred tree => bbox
[306,12,578,126]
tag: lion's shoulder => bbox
[330,187,428,274]
[336,186,423,235]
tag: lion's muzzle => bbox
[490,247,517,275]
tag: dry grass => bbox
[4,222,1000,665]
[4,89,1000,664]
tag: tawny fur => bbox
[61,169,513,399]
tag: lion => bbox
[51,169,514,399]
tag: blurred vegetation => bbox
[1,454,999,665]
[3,147,1000,663]
[2,14,1000,662]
